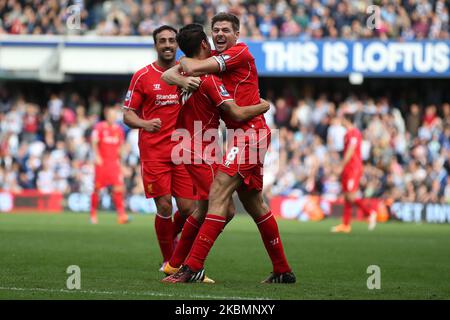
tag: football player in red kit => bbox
[160,24,270,282]
[331,112,378,233]
[90,106,129,224]
[122,25,198,270]
[163,14,295,284]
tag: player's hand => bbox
[181,76,201,91]
[95,155,103,166]
[260,98,270,113]
[143,118,162,133]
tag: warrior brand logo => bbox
[199,235,211,244]
[153,83,161,91]
[269,238,280,246]
[222,54,230,61]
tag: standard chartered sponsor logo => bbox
[155,100,178,106]
[155,94,179,106]
[156,94,178,99]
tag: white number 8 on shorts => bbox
[224,147,239,167]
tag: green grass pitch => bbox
[0,212,449,300]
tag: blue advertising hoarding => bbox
[244,40,450,78]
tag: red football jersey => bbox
[92,121,124,165]
[123,62,180,162]
[212,43,267,130]
[177,74,233,161]
[343,127,363,171]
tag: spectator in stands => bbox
[1,0,449,40]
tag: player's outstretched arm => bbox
[122,108,161,132]
[220,99,270,122]
[161,65,201,91]
[179,57,220,76]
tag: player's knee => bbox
[192,209,206,224]
[239,191,266,214]
[155,198,172,217]
[209,176,231,202]
[112,185,123,193]
[178,200,196,217]
[345,192,355,203]
[226,204,236,223]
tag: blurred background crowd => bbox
[0,0,449,40]
[262,88,450,204]
[1,83,449,204]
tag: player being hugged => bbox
[163,13,295,284]
[90,106,129,224]
[160,24,270,282]
[122,25,198,271]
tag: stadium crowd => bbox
[0,0,449,40]
[1,85,449,205]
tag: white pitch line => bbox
[0,286,270,300]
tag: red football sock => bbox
[112,191,126,218]
[185,214,226,272]
[169,215,200,268]
[343,200,353,226]
[90,192,99,218]
[255,211,291,274]
[354,198,375,216]
[172,210,187,239]
[155,214,174,262]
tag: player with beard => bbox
[122,25,199,272]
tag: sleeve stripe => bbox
[216,98,234,107]
[127,66,149,110]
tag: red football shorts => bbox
[218,128,271,192]
[185,162,217,200]
[95,164,124,189]
[341,167,363,193]
[141,161,196,199]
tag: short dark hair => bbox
[343,112,356,123]
[211,12,240,32]
[153,25,177,43]
[176,23,207,58]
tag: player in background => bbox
[163,13,295,284]
[160,24,270,281]
[90,105,129,224]
[331,112,378,233]
[122,25,199,270]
